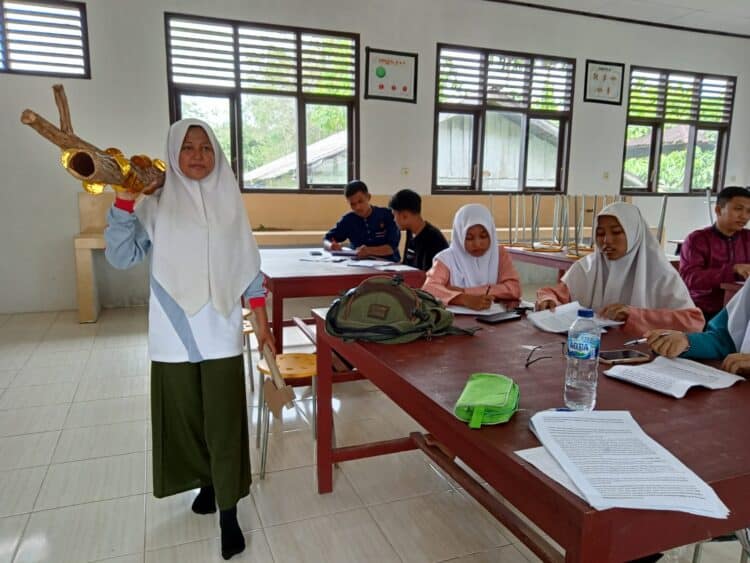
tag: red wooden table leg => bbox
[316,327,334,493]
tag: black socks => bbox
[219,505,245,560]
[191,486,216,515]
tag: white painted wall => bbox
[1,0,748,312]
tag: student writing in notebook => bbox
[388,188,448,271]
[535,202,704,336]
[423,203,521,310]
[323,180,401,261]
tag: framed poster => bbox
[364,47,418,103]
[584,60,625,105]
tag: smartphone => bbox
[599,349,651,365]
[476,311,522,324]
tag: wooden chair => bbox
[256,349,316,479]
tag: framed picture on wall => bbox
[364,47,418,103]
[584,60,625,105]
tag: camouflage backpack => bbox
[325,275,476,344]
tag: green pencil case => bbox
[453,373,520,429]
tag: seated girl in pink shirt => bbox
[536,202,704,336]
[423,204,521,310]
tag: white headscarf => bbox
[433,204,499,287]
[135,118,260,318]
[561,202,694,311]
[726,282,750,352]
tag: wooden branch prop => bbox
[21,84,166,195]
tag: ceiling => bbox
[490,0,750,37]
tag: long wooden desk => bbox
[313,311,750,562]
[260,249,425,351]
[506,246,579,280]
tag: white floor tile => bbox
[0,466,46,517]
[341,450,454,506]
[145,529,272,563]
[369,490,511,563]
[145,490,261,551]
[14,494,145,563]
[0,383,76,410]
[65,396,150,428]
[445,544,532,562]
[0,514,28,563]
[91,555,144,563]
[10,365,82,388]
[0,431,59,470]
[84,346,149,379]
[264,507,400,563]
[24,349,90,370]
[74,376,149,402]
[52,420,147,463]
[250,428,315,474]
[0,371,16,388]
[35,452,146,510]
[0,341,36,371]
[3,312,57,332]
[251,466,362,527]
[0,405,69,437]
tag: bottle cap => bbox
[577,308,594,318]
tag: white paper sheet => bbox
[526,301,622,333]
[447,302,506,316]
[604,357,744,399]
[529,410,729,518]
[344,259,392,268]
[374,264,419,272]
[516,446,585,499]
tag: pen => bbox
[485,285,491,296]
[624,332,671,346]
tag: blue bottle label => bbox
[567,334,600,360]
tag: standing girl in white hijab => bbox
[536,202,704,336]
[423,203,521,309]
[104,119,272,560]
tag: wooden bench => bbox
[74,192,593,322]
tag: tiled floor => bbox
[0,306,744,562]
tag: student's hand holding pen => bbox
[644,329,689,358]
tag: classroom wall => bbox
[1,0,749,313]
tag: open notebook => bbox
[604,356,744,398]
[526,301,623,333]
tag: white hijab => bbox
[433,204,499,287]
[726,282,750,352]
[135,118,260,318]
[562,202,694,311]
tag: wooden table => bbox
[722,281,745,305]
[260,249,425,351]
[313,311,750,562]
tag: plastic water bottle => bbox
[564,309,600,411]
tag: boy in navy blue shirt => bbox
[324,180,401,261]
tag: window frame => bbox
[620,65,736,196]
[164,12,360,193]
[431,42,575,195]
[0,0,90,79]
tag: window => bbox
[621,67,735,194]
[433,44,574,193]
[165,13,359,191]
[0,0,89,77]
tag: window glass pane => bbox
[482,111,522,191]
[525,118,560,188]
[436,112,473,186]
[305,104,348,185]
[657,123,691,193]
[691,130,719,191]
[623,124,652,189]
[241,94,298,189]
[179,95,232,165]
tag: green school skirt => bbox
[150,355,250,510]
